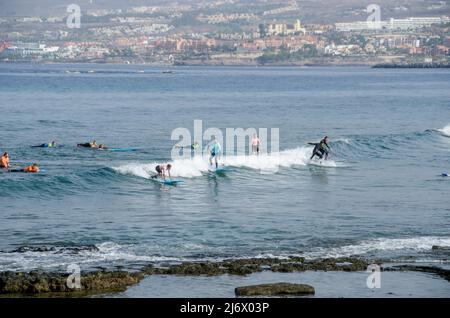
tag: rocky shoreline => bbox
[1,255,449,297]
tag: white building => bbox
[335,16,450,32]
[2,43,59,57]
[267,20,305,36]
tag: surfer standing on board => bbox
[208,138,222,169]
[251,134,261,155]
[309,136,330,160]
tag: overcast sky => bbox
[0,0,173,16]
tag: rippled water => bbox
[0,64,449,272]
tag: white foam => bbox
[1,236,449,271]
[438,124,450,137]
[334,138,351,144]
[305,236,450,259]
[112,147,343,179]
[0,242,186,272]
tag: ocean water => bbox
[0,63,449,272]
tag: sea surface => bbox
[0,63,449,274]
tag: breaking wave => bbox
[112,147,344,179]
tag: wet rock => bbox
[235,283,315,296]
[431,246,450,255]
[226,263,261,276]
[8,245,99,254]
[56,245,100,254]
[270,257,369,273]
[143,257,369,277]
[388,265,450,282]
[10,246,57,253]
[144,262,226,276]
[0,271,143,295]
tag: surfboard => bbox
[152,178,182,185]
[442,173,449,177]
[7,169,45,173]
[31,145,64,148]
[307,159,325,166]
[102,147,138,152]
[209,166,233,174]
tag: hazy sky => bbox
[0,0,172,16]
[0,1,443,19]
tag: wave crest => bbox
[438,124,450,137]
[112,147,343,179]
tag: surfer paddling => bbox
[1,152,10,169]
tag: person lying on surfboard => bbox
[208,139,222,169]
[309,136,330,160]
[77,140,98,148]
[33,141,56,148]
[175,141,200,150]
[152,164,172,180]
[21,163,40,173]
[1,152,10,169]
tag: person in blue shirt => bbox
[208,139,222,169]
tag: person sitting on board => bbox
[21,163,40,173]
[152,164,172,180]
[251,134,261,155]
[1,152,10,169]
[78,140,98,148]
[208,139,222,169]
[309,136,330,160]
[34,141,56,148]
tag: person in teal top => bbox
[208,139,221,168]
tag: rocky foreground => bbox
[0,256,448,296]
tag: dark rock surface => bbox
[235,282,315,296]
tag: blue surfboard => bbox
[102,147,138,152]
[209,166,233,174]
[442,173,449,177]
[153,178,183,185]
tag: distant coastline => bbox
[372,62,450,69]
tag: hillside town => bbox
[0,0,449,66]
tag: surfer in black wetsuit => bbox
[309,136,330,160]
[77,140,98,148]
